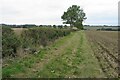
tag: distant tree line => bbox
[1,24,69,29]
[97,28,120,31]
[84,25,119,27]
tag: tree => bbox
[61,5,86,29]
[53,25,56,28]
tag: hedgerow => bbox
[2,27,72,58]
[21,27,71,48]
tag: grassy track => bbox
[3,31,105,78]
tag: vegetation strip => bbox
[2,31,75,77]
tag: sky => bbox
[0,0,119,26]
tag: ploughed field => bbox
[2,29,119,78]
[85,31,119,77]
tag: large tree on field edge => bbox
[61,5,87,29]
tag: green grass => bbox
[72,31,104,77]
[2,46,53,77]
[50,32,74,48]
[35,48,73,78]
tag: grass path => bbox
[3,31,105,78]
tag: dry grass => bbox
[12,28,28,35]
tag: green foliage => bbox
[2,26,72,58]
[74,22,84,29]
[61,5,86,29]
[21,27,71,50]
[2,27,20,57]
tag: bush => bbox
[2,27,20,57]
[21,27,71,49]
[2,27,72,58]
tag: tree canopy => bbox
[61,5,86,29]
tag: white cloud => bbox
[0,0,119,25]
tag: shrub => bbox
[2,27,20,57]
[21,27,71,49]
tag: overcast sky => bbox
[0,0,119,25]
